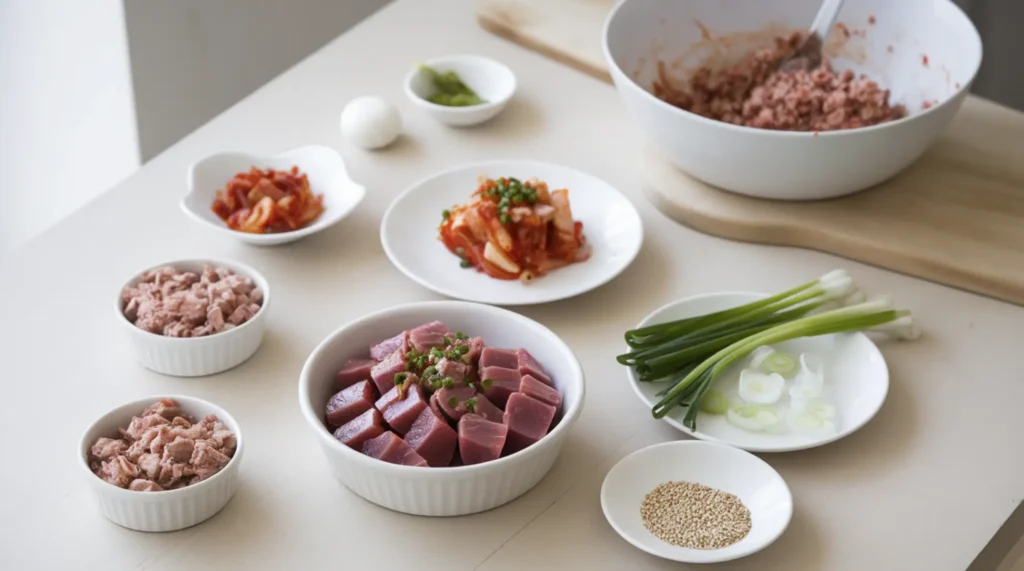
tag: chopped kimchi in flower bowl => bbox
[382,161,643,305]
[183,145,366,246]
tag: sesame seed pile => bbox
[640,481,752,550]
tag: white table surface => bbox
[2,1,1022,569]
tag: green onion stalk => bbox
[618,270,916,430]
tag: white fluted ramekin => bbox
[298,301,586,517]
[78,395,244,532]
[116,258,270,377]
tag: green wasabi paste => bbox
[420,65,485,107]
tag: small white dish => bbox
[380,160,643,305]
[116,258,270,377]
[626,292,889,452]
[182,145,366,246]
[601,440,792,564]
[298,300,585,516]
[79,395,244,532]
[404,55,516,127]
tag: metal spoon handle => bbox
[808,0,845,41]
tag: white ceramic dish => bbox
[116,258,270,377]
[78,395,244,532]
[601,440,792,563]
[182,145,365,245]
[404,55,516,127]
[626,292,889,452]
[603,0,983,199]
[380,160,643,305]
[297,300,585,516]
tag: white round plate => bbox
[601,440,792,564]
[380,160,643,305]
[626,292,889,453]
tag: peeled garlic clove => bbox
[340,96,402,150]
[738,369,785,404]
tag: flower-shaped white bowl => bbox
[298,300,586,516]
[404,55,516,127]
[78,395,244,532]
[116,258,270,377]
[182,145,366,246]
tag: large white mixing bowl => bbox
[603,0,982,200]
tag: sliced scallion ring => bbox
[699,389,730,415]
[727,405,781,432]
[759,351,799,378]
[738,369,785,405]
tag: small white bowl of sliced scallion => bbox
[621,270,920,453]
[404,55,516,127]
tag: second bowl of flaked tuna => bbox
[298,300,585,516]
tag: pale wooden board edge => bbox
[476,11,612,84]
[642,147,1024,306]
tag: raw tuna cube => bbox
[370,331,407,361]
[520,375,562,410]
[326,380,378,427]
[362,431,428,467]
[471,394,504,424]
[458,414,508,465]
[375,384,428,436]
[435,386,478,423]
[479,347,518,370]
[370,350,407,394]
[428,392,447,421]
[464,336,484,363]
[333,408,386,450]
[436,358,470,385]
[503,393,556,455]
[517,349,552,386]
[409,321,451,352]
[480,366,522,409]
[336,358,377,390]
[405,408,458,467]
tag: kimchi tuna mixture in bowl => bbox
[653,32,907,132]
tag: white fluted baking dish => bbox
[298,300,586,516]
[115,258,270,377]
[78,395,244,532]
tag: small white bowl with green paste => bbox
[404,55,516,127]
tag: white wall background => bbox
[0,0,389,255]
[0,0,140,253]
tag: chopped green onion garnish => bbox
[464,398,477,413]
[760,351,799,378]
[442,209,450,220]
[481,378,493,388]
[447,397,458,408]
[460,259,473,269]
[442,378,455,389]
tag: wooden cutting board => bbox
[478,0,1024,306]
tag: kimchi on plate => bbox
[438,176,590,281]
[211,166,325,234]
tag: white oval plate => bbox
[627,292,889,453]
[380,160,643,305]
[183,145,366,246]
[601,440,792,564]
